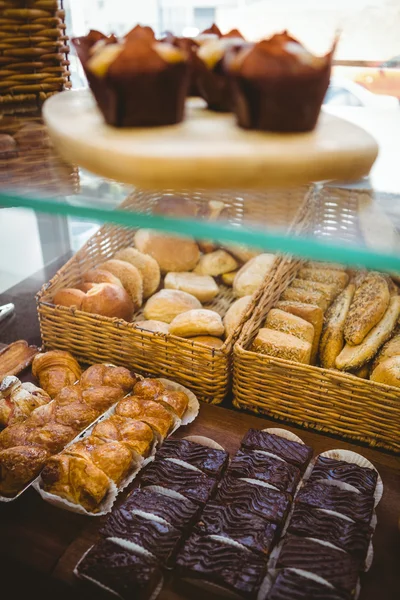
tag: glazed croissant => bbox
[0,445,50,496]
[91,415,154,457]
[32,350,82,398]
[0,376,51,428]
[79,364,137,393]
[133,378,166,400]
[133,378,189,418]
[115,395,174,439]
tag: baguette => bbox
[280,286,328,312]
[319,284,355,369]
[336,296,400,371]
[275,301,323,365]
[298,267,349,290]
[252,328,312,364]
[344,272,390,345]
[370,356,400,388]
[264,309,314,345]
[371,328,400,372]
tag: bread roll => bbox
[290,278,339,305]
[233,254,276,297]
[194,250,238,277]
[53,288,85,309]
[188,336,224,349]
[221,271,238,286]
[344,272,390,345]
[114,247,160,298]
[370,356,400,388]
[76,283,95,293]
[198,240,218,254]
[134,229,200,273]
[99,259,143,310]
[252,328,311,364]
[264,309,314,344]
[135,320,170,334]
[319,284,355,369]
[83,269,122,287]
[336,296,400,371]
[298,267,349,290]
[169,309,224,338]
[143,289,201,323]
[223,296,252,339]
[225,244,261,263]
[164,272,219,303]
[280,286,328,311]
[81,283,134,321]
[372,329,400,372]
[275,301,323,365]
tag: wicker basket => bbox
[233,187,400,453]
[36,186,313,404]
[0,0,71,116]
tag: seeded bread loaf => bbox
[344,273,390,345]
[275,301,323,365]
[264,309,314,345]
[298,267,349,290]
[319,284,355,369]
[252,328,312,364]
[280,286,328,312]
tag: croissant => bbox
[91,415,154,457]
[32,351,82,398]
[115,396,174,439]
[0,445,50,496]
[26,423,77,454]
[156,390,189,419]
[80,364,137,393]
[0,376,51,428]
[133,379,166,400]
[0,422,33,449]
[64,435,134,485]
[41,454,111,512]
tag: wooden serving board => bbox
[1,402,399,600]
[43,90,378,190]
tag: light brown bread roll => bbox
[143,289,201,323]
[264,309,314,345]
[188,336,224,349]
[319,284,355,369]
[233,254,276,297]
[298,267,349,290]
[344,272,390,345]
[169,309,224,338]
[371,328,400,372]
[336,296,400,371]
[114,247,161,298]
[82,269,122,288]
[280,286,328,312]
[223,296,252,339]
[194,250,238,277]
[134,320,170,334]
[134,229,200,273]
[81,283,134,321]
[275,301,323,365]
[252,328,312,364]
[225,244,261,263]
[164,272,219,303]
[53,288,85,309]
[370,356,400,388]
[99,259,143,310]
[221,271,238,286]
[290,278,339,305]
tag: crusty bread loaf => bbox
[169,309,225,338]
[275,301,323,365]
[344,272,390,345]
[264,309,314,345]
[143,289,201,323]
[370,356,400,388]
[251,328,312,364]
[134,229,200,273]
[290,278,339,305]
[114,247,161,298]
[336,296,400,371]
[164,272,219,303]
[298,267,349,290]
[319,284,355,369]
[99,259,143,310]
[371,328,400,372]
[280,286,328,312]
[223,296,252,339]
[194,250,238,277]
[233,254,276,298]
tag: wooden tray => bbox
[0,402,399,600]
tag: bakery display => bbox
[31,350,82,398]
[0,377,50,428]
[0,340,39,380]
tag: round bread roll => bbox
[188,336,224,349]
[370,356,400,388]
[169,309,225,338]
[225,243,262,263]
[194,250,238,277]
[81,283,134,321]
[114,247,161,298]
[83,268,123,287]
[143,289,201,323]
[135,320,170,334]
[134,229,200,273]
[164,272,219,303]
[53,288,85,309]
[99,259,143,310]
[152,195,198,217]
[233,253,276,297]
[221,271,238,286]
[76,282,96,293]
[223,295,252,339]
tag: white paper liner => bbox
[34,478,119,516]
[257,573,274,600]
[183,435,226,451]
[262,427,305,445]
[318,449,383,506]
[157,377,200,426]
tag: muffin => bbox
[73,27,190,127]
[227,31,336,132]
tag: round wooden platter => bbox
[43,89,378,190]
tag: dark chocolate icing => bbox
[309,456,378,496]
[155,439,229,479]
[267,568,352,600]
[77,538,162,600]
[176,533,268,598]
[296,481,375,524]
[196,500,278,555]
[227,449,300,494]
[140,458,218,505]
[277,534,360,594]
[100,510,182,566]
[122,487,200,530]
[215,475,291,525]
[241,429,312,470]
[288,504,372,560]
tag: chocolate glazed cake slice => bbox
[154,439,229,479]
[241,429,312,472]
[308,456,378,497]
[267,568,352,600]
